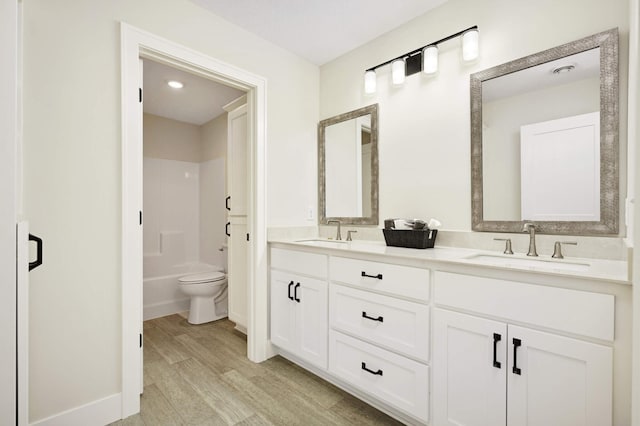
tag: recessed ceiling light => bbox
[167,80,184,89]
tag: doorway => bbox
[121,23,271,418]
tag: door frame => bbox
[120,23,272,418]
[0,0,18,423]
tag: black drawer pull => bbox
[361,362,383,376]
[225,195,231,211]
[287,281,294,300]
[361,271,383,280]
[493,333,501,369]
[362,311,383,322]
[293,283,301,303]
[512,338,522,375]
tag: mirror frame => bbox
[470,28,619,235]
[318,103,379,225]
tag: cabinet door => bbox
[507,325,612,426]
[433,309,507,426]
[228,218,247,329]
[270,270,296,353]
[227,104,247,216]
[296,277,328,369]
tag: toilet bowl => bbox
[178,270,228,324]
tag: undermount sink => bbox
[464,254,591,272]
[295,239,348,248]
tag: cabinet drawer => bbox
[271,248,327,278]
[330,257,429,302]
[434,271,614,341]
[329,330,429,423]
[330,284,430,362]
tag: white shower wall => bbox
[143,158,200,273]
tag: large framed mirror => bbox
[319,104,379,225]
[471,28,619,235]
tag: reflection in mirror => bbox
[319,104,378,225]
[482,48,600,222]
[471,28,618,235]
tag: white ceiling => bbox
[191,0,449,65]
[144,1,451,124]
[143,59,245,126]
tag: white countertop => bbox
[269,238,630,285]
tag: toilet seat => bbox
[178,271,225,284]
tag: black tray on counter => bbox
[382,229,438,249]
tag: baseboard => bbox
[234,323,247,335]
[30,393,122,426]
[143,299,190,320]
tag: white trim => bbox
[30,393,121,426]
[0,0,18,423]
[630,1,640,425]
[120,23,271,419]
[17,221,28,425]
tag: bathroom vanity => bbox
[268,239,629,426]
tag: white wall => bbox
[21,0,318,421]
[143,113,201,162]
[319,0,629,233]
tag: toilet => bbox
[178,270,228,324]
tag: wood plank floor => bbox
[110,314,403,425]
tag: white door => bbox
[507,325,612,426]
[1,0,18,422]
[295,277,328,369]
[269,270,297,353]
[520,112,600,221]
[228,217,247,328]
[433,309,507,426]
[226,102,248,330]
[227,104,247,216]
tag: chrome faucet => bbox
[522,223,538,257]
[327,220,342,240]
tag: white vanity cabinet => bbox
[328,256,431,423]
[433,272,614,426]
[270,248,328,369]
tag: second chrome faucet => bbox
[522,223,538,257]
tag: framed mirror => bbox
[471,28,619,235]
[319,104,379,225]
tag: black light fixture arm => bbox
[365,25,478,72]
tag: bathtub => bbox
[143,262,220,320]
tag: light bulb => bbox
[423,45,438,74]
[167,80,184,89]
[391,59,406,85]
[364,70,376,94]
[462,29,479,61]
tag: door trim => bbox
[120,23,272,418]
[0,0,18,423]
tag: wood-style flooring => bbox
[110,314,403,425]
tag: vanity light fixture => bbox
[167,80,184,89]
[363,25,479,93]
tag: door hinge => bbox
[246,233,250,242]
[139,333,142,348]
[139,211,142,225]
[139,88,142,103]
